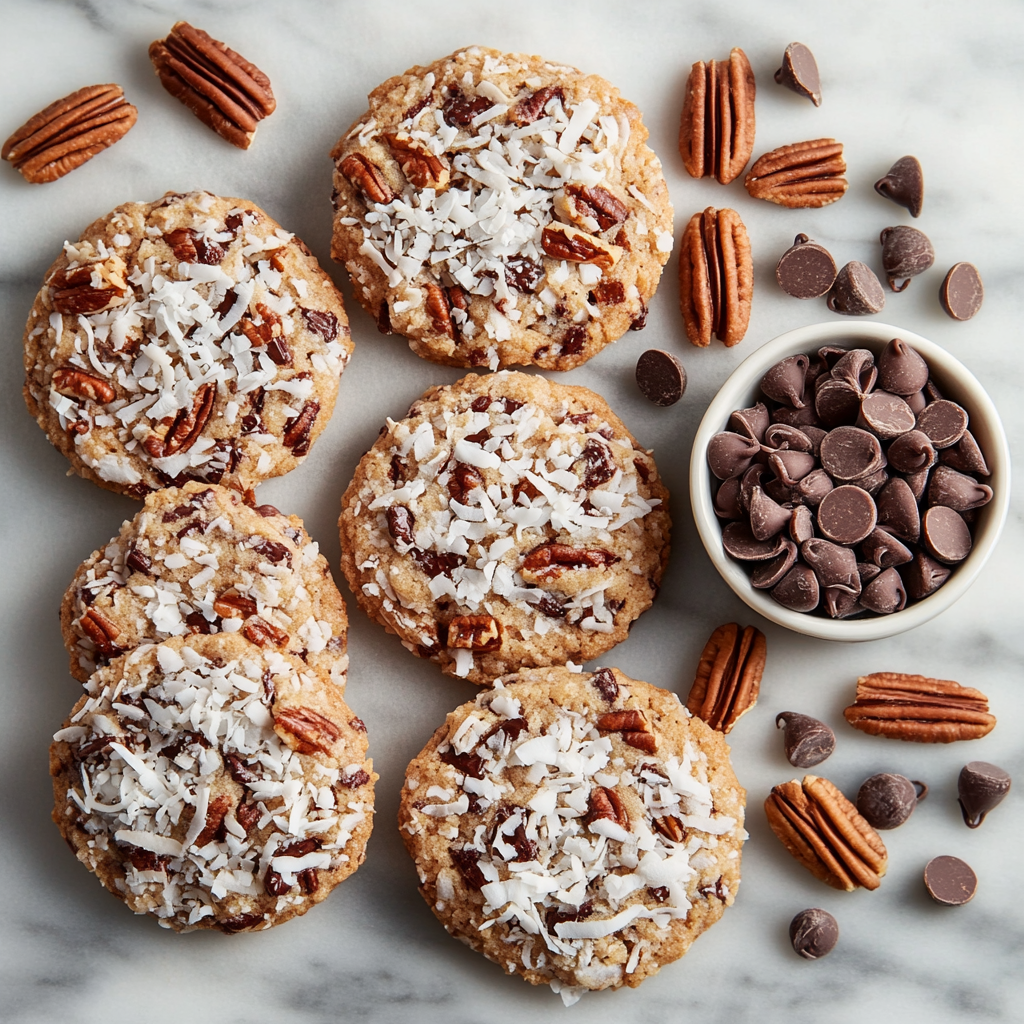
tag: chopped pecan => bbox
[745,139,848,208]
[424,283,454,338]
[252,539,290,565]
[557,184,629,232]
[411,548,464,579]
[447,461,483,502]
[194,794,232,847]
[339,767,371,789]
[541,223,623,270]
[687,623,767,733]
[2,83,137,183]
[148,21,276,150]
[225,753,259,784]
[79,607,122,654]
[340,153,394,205]
[597,709,657,751]
[447,615,502,652]
[653,814,685,843]
[585,787,629,830]
[213,591,257,619]
[239,302,283,347]
[49,253,129,314]
[164,227,224,265]
[511,85,564,125]
[52,367,116,405]
[590,280,625,305]
[273,706,341,754]
[164,382,217,457]
[217,912,264,933]
[283,400,320,456]
[843,672,996,742]
[385,132,450,191]
[521,543,619,576]
[243,617,289,648]
[235,801,260,833]
[765,774,888,891]
[125,546,152,574]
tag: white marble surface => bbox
[2,1,1023,1021]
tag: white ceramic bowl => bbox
[689,321,1011,641]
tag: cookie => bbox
[61,482,349,688]
[330,46,673,371]
[24,190,353,498]
[339,371,670,685]
[399,666,746,1001]
[51,632,375,932]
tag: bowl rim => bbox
[689,320,1012,642]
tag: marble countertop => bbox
[2,1,1022,1021]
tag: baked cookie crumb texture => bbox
[24,190,353,497]
[399,667,746,1002]
[330,46,673,370]
[62,481,349,688]
[51,632,375,932]
[339,372,670,685]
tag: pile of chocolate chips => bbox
[708,339,993,617]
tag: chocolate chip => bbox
[761,354,810,408]
[887,429,937,474]
[776,234,836,298]
[922,505,972,563]
[713,475,743,520]
[830,349,878,396]
[860,566,907,614]
[750,538,798,589]
[874,155,924,218]
[924,855,977,906]
[776,711,835,767]
[880,225,935,292]
[902,551,952,599]
[774,42,822,105]
[749,486,792,541]
[707,431,761,480]
[729,402,770,442]
[940,431,990,476]
[771,562,820,612]
[877,338,930,396]
[875,478,921,542]
[860,526,913,568]
[858,391,916,439]
[927,464,993,512]
[957,761,1011,829]
[789,908,838,960]
[814,376,862,428]
[764,423,814,454]
[940,263,984,321]
[819,427,885,482]
[857,773,926,829]
[723,522,791,561]
[915,400,969,449]
[636,349,686,406]
[827,261,885,315]
[802,538,860,593]
[789,504,815,544]
[769,449,818,485]
[816,485,877,545]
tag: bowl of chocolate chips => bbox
[691,321,1009,640]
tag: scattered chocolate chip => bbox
[924,855,977,906]
[816,485,877,545]
[857,773,926,829]
[827,261,885,315]
[776,711,835,767]
[789,908,838,959]
[940,263,984,321]
[957,761,1011,828]
[874,155,924,217]
[636,349,686,406]
[922,505,972,563]
[775,43,822,106]
[880,226,935,292]
[776,234,836,298]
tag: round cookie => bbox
[61,482,349,688]
[399,666,746,1000]
[339,371,670,685]
[24,190,353,498]
[51,632,375,933]
[330,45,673,371]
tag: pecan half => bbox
[447,615,502,652]
[213,592,257,619]
[744,139,847,208]
[765,775,888,891]
[194,794,232,847]
[385,132,450,191]
[424,283,454,338]
[79,607,122,655]
[52,367,116,405]
[653,814,685,843]
[149,21,275,150]
[150,382,216,457]
[679,206,752,348]
[273,706,341,753]
[555,184,629,233]
[521,543,619,577]
[49,253,129,315]
[679,48,756,185]
[585,787,629,830]
[687,623,767,733]
[843,672,996,742]
[243,617,289,648]
[597,709,657,752]
[283,400,320,456]
[541,223,622,270]
[340,153,395,206]
[2,83,137,183]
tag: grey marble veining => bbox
[2,1,1023,1021]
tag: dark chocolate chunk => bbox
[771,562,820,612]
[875,478,921,543]
[880,225,935,292]
[636,349,686,406]
[789,908,839,960]
[860,567,907,614]
[761,354,810,408]
[958,761,1011,829]
[924,855,977,906]
[858,391,915,439]
[877,338,930,396]
[776,234,836,298]
[902,551,952,599]
[874,155,924,217]
[915,400,969,449]
[827,261,885,315]
[922,505,972,563]
[816,485,877,545]
[819,426,885,482]
[940,263,984,321]
[927,465,993,512]
[887,429,937,474]
[776,711,835,768]
[857,773,926,829]
[775,43,822,105]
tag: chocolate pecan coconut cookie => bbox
[339,372,670,685]
[51,632,375,932]
[399,667,746,1002]
[330,46,673,371]
[24,191,352,497]
[61,482,348,688]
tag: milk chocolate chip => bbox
[827,261,885,315]
[874,156,924,217]
[776,711,835,768]
[880,226,935,292]
[857,773,926,829]
[816,485,877,545]
[858,391,916,440]
[940,263,984,321]
[789,909,839,960]
[922,506,972,563]
[915,400,968,449]
[771,563,820,612]
[877,338,929,396]
[775,43,822,106]
[776,234,836,298]
[924,856,977,906]
[957,762,1011,829]
[819,427,884,482]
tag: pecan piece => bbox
[79,607,122,655]
[679,206,752,348]
[511,85,564,125]
[213,591,257,619]
[555,184,629,233]
[164,227,224,266]
[521,543,619,577]
[744,139,848,208]
[597,709,657,752]
[49,253,130,315]
[653,814,685,843]
[194,794,232,847]
[541,223,623,270]
[385,132,450,191]
[424,283,454,339]
[52,367,116,405]
[283,400,320,456]
[386,505,415,546]
[243,617,289,648]
[843,672,996,742]
[340,153,395,206]
[686,623,767,734]
[679,48,756,185]
[447,615,502,652]
[2,83,137,183]
[149,21,275,149]
[585,787,629,830]
[153,382,216,457]
[273,706,341,754]
[765,775,888,891]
